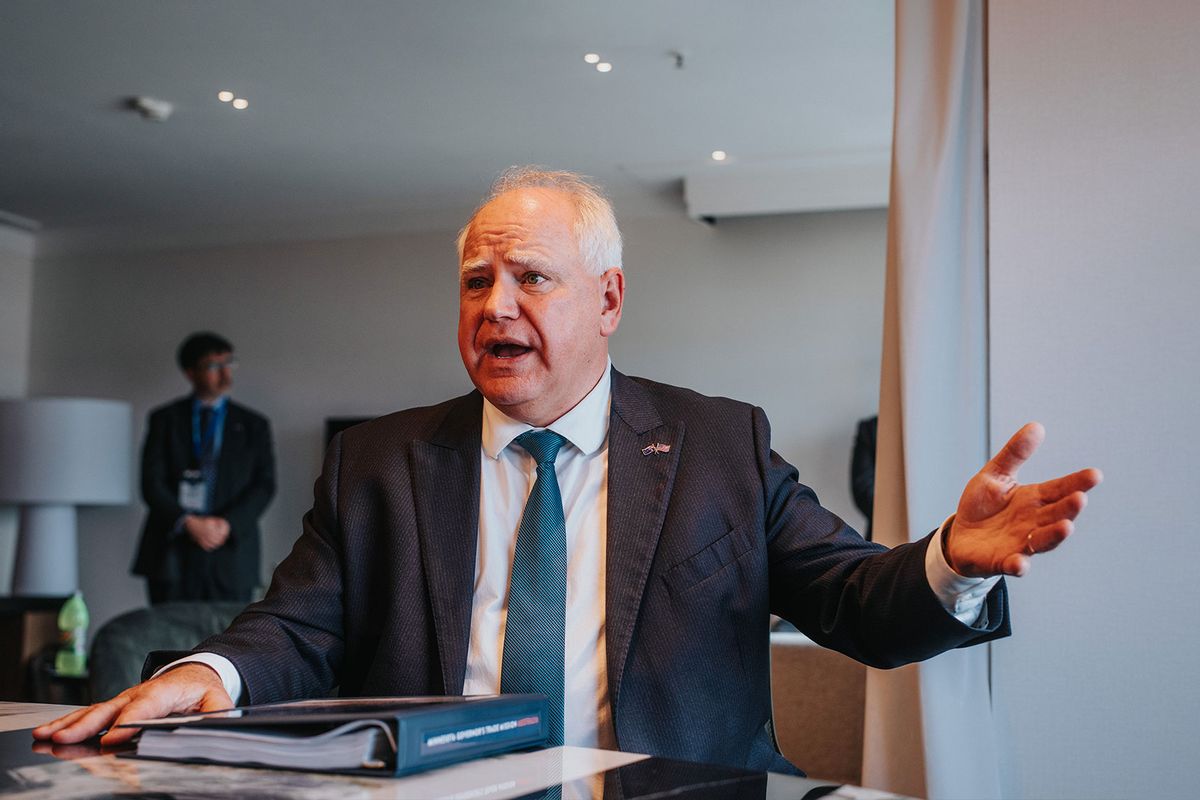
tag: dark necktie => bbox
[500,429,568,746]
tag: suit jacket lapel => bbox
[411,392,483,695]
[171,398,193,470]
[606,370,684,717]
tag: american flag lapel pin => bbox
[641,442,671,456]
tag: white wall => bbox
[988,2,1200,797]
[0,225,36,593]
[25,208,886,634]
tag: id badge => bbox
[178,470,207,513]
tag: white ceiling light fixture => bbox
[217,90,234,102]
[595,62,612,73]
[583,53,600,64]
[231,97,249,110]
[127,95,174,122]
[711,150,727,162]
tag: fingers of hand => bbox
[1037,468,1103,504]
[47,698,127,744]
[202,520,228,550]
[1029,519,1073,554]
[1001,552,1030,577]
[98,668,228,745]
[31,706,94,740]
[1035,491,1088,526]
[99,695,165,747]
[989,422,1045,478]
[195,524,221,550]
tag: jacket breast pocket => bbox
[663,525,754,597]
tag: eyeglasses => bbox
[196,358,238,373]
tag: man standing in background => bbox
[131,332,275,604]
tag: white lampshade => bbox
[0,397,132,595]
[0,398,132,503]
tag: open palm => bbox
[947,422,1103,577]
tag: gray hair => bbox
[456,166,623,275]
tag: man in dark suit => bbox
[38,169,1100,773]
[131,332,276,604]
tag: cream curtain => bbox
[862,1,1003,798]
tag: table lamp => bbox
[0,397,132,596]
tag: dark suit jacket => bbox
[132,396,276,599]
[192,370,1007,773]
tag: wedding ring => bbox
[1026,532,1035,556]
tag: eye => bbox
[464,276,489,290]
[522,272,548,285]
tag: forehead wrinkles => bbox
[463,222,532,254]
[461,218,573,272]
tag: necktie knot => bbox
[514,429,567,466]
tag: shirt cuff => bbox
[926,515,1001,627]
[152,653,244,705]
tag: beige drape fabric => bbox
[862,2,1002,798]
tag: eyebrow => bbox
[506,251,554,272]
[459,252,555,275]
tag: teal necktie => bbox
[500,429,568,746]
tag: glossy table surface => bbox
[0,702,911,799]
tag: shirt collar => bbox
[481,359,612,460]
[192,395,228,411]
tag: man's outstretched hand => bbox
[946,422,1103,578]
[30,663,232,747]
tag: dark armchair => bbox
[88,602,245,702]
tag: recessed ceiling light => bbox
[217,91,234,103]
[711,150,728,161]
[231,97,249,110]
[596,62,613,73]
[584,53,601,64]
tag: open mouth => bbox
[489,343,532,359]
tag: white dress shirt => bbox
[165,364,996,738]
[463,363,614,748]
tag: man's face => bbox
[185,351,235,401]
[457,188,623,426]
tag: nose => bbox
[482,277,519,321]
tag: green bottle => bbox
[55,591,90,677]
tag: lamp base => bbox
[13,505,78,596]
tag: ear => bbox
[598,268,624,338]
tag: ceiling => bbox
[0,1,893,246]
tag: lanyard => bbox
[192,400,227,460]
